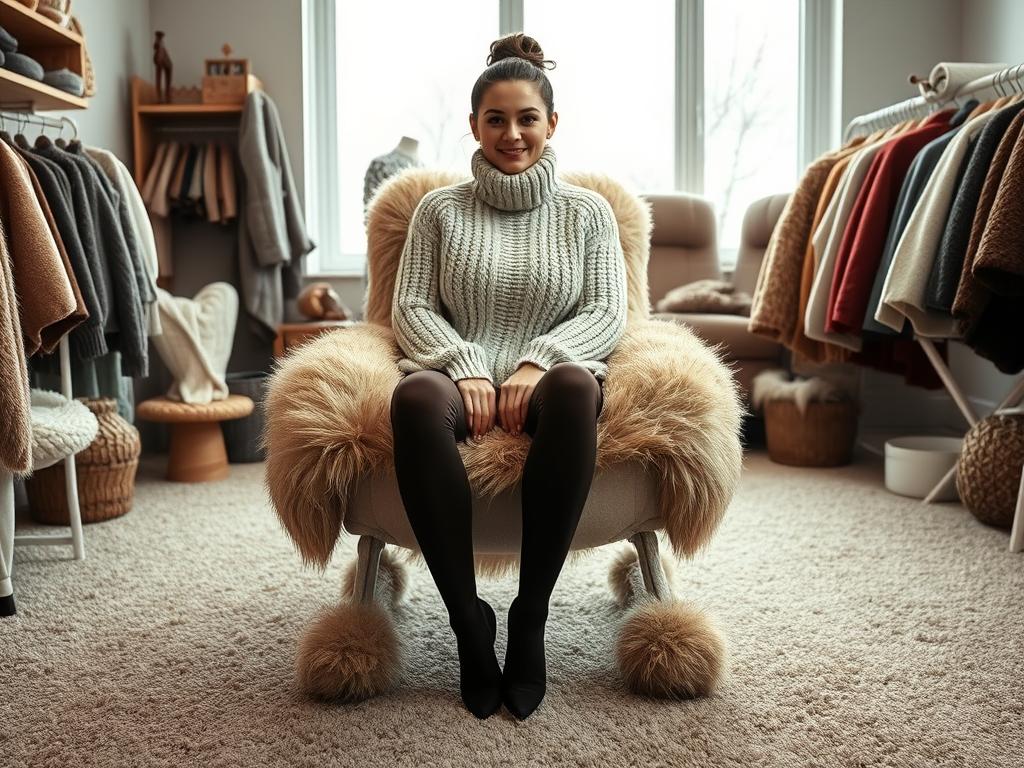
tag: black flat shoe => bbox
[456,597,501,719]
[500,596,548,720]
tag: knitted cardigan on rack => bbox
[391,144,628,386]
[36,140,149,377]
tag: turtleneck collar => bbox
[471,143,559,211]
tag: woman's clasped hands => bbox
[456,362,546,442]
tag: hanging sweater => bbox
[391,144,628,385]
[35,139,149,377]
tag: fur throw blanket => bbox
[655,279,752,315]
[263,168,745,572]
[751,369,855,416]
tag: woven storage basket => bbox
[764,399,859,467]
[956,412,1024,529]
[222,371,269,463]
[25,398,140,524]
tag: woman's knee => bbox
[390,370,466,438]
[541,362,601,403]
[391,371,450,421]
[529,362,602,424]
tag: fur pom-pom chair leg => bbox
[296,537,409,701]
[608,531,726,699]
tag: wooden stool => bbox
[136,395,254,482]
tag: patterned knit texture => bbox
[390,144,628,385]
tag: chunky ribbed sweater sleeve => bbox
[391,193,494,383]
[513,198,627,372]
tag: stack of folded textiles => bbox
[141,140,238,224]
[0,25,43,82]
[0,23,84,95]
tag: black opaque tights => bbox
[390,362,604,719]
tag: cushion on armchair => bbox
[263,167,745,571]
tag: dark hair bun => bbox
[486,32,556,71]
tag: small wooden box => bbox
[274,321,357,358]
[202,55,260,104]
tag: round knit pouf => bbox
[956,412,1024,529]
[25,398,141,525]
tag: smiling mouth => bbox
[500,148,527,156]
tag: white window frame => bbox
[303,0,839,277]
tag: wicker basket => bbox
[956,412,1024,529]
[764,399,859,467]
[25,398,140,525]
[222,371,269,463]
[68,16,96,97]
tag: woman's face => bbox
[470,79,557,174]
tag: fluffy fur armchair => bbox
[262,165,745,703]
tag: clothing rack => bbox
[844,65,1024,141]
[0,109,87,615]
[842,64,1024,549]
[0,110,78,140]
[153,124,239,133]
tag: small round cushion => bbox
[3,51,44,81]
[43,67,84,96]
[136,394,254,423]
[30,389,99,471]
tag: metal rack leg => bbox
[1,470,15,616]
[60,336,85,561]
[917,339,1024,505]
[1010,466,1024,554]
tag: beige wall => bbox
[51,0,151,164]
[840,0,963,130]
[148,0,305,199]
[962,0,1024,62]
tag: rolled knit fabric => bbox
[0,25,16,53]
[391,144,628,385]
[43,67,84,96]
[4,51,44,81]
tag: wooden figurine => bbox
[154,31,173,103]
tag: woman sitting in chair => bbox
[389,32,629,720]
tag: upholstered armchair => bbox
[262,167,745,703]
[647,192,789,402]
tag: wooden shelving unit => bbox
[0,0,88,110]
[130,76,252,288]
[136,103,243,115]
[130,76,245,184]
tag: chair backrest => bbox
[732,193,789,296]
[640,192,719,306]
[362,167,655,327]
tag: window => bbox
[304,0,835,275]
[704,0,801,261]
[523,2,676,192]
[335,1,498,268]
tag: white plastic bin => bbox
[884,436,963,501]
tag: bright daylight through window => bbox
[325,1,800,273]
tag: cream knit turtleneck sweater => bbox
[391,144,628,386]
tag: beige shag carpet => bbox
[1,450,1021,767]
